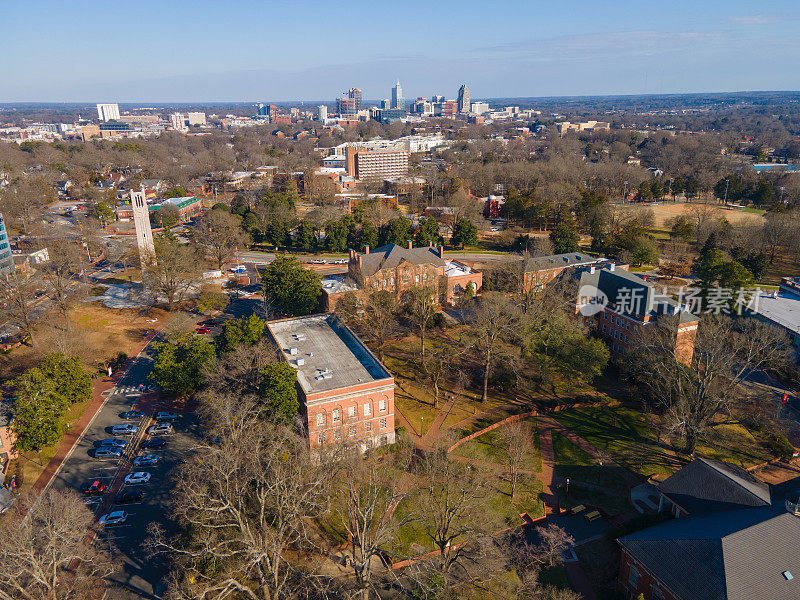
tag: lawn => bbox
[453,418,542,473]
[552,405,776,479]
[552,406,683,477]
[551,431,634,490]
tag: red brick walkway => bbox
[30,330,161,495]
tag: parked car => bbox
[155,411,179,422]
[309,259,326,264]
[99,510,128,526]
[230,264,247,273]
[147,423,173,435]
[141,437,166,449]
[124,472,151,485]
[133,454,159,467]
[99,438,127,448]
[195,327,210,334]
[115,489,144,505]
[120,410,145,420]
[81,480,106,495]
[95,447,123,459]
[111,423,138,436]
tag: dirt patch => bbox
[750,462,800,485]
[647,202,765,228]
[0,304,169,379]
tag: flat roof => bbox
[267,314,391,397]
[752,291,800,336]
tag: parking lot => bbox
[48,342,203,599]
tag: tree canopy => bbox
[261,255,321,316]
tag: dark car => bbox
[81,480,106,495]
[120,410,145,420]
[115,489,144,505]
[141,437,166,449]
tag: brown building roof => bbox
[357,243,444,278]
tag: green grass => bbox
[552,431,633,491]
[556,484,631,517]
[552,406,682,477]
[453,419,542,473]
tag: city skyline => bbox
[2,0,800,102]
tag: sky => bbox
[2,0,800,102]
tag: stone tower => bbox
[131,188,155,266]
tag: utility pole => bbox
[723,178,730,205]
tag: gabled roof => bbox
[522,252,601,273]
[357,244,444,277]
[619,506,800,600]
[658,458,772,514]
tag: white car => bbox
[133,454,160,467]
[230,264,247,273]
[124,472,151,485]
[99,510,128,526]
[148,423,173,435]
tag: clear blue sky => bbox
[2,0,799,102]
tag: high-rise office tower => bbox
[96,103,120,122]
[391,80,404,109]
[348,88,362,111]
[318,105,328,121]
[257,103,267,116]
[457,85,470,113]
[131,189,155,266]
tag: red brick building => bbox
[522,252,606,293]
[577,264,698,364]
[266,314,396,451]
[320,242,482,311]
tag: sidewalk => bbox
[30,330,161,495]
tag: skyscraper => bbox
[96,103,120,122]
[318,105,328,121]
[348,88,362,111]
[391,80,404,109]
[457,85,470,114]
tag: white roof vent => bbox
[783,571,794,581]
[295,357,305,366]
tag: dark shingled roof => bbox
[521,252,601,273]
[658,458,772,514]
[358,244,444,277]
[618,506,800,600]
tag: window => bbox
[379,399,387,412]
[628,565,639,589]
[365,421,372,433]
[390,278,394,285]
[349,425,357,437]
[626,322,630,330]
[333,429,342,441]
[363,403,372,416]
[624,335,628,343]
[652,586,664,600]
[415,275,419,282]
[380,418,387,430]
[317,431,325,444]
[422,273,427,280]
[316,413,325,427]
[602,324,606,333]
[332,409,340,423]
[347,406,356,419]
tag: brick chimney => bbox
[364,245,370,254]
[407,240,413,250]
[438,245,444,259]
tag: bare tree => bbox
[0,489,115,600]
[358,290,400,362]
[625,315,790,455]
[144,236,201,310]
[40,237,83,316]
[333,451,411,600]
[499,422,533,500]
[404,286,438,358]
[148,402,331,600]
[468,292,520,402]
[200,209,247,269]
[416,441,490,583]
[0,272,37,344]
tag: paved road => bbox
[48,341,203,599]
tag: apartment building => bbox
[266,314,396,451]
[345,146,409,179]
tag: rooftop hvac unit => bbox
[296,357,305,366]
[289,346,298,355]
